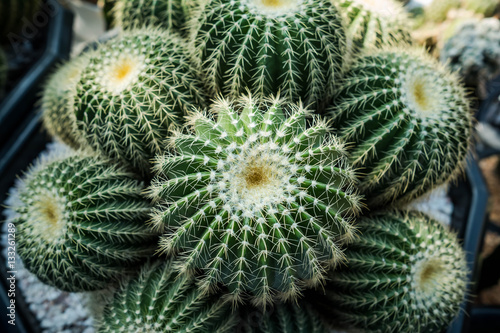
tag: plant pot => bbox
[0,0,73,154]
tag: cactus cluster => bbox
[12,149,159,291]
[328,47,472,208]
[74,28,206,174]
[97,260,236,333]
[441,17,500,86]
[113,0,194,32]
[42,53,90,149]
[331,0,411,55]
[314,211,467,333]
[0,0,40,39]
[148,95,361,306]
[191,0,346,107]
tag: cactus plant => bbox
[74,27,206,174]
[11,148,159,292]
[191,0,346,108]
[424,0,461,23]
[239,302,326,333]
[314,210,468,333]
[0,0,40,39]
[113,0,196,32]
[463,0,499,17]
[148,94,362,307]
[0,47,6,97]
[328,47,472,208]
[42,53,90,149]
[97,260,236,333]
[331,0,411,55]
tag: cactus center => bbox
[103,56,144,94]
[402,70,443,117]
[30,191,67,240]
[251,0,300,14]
[413,256,446,296]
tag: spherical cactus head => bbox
[331,0,412,55]
[42,53,90,150]
[328,46,473,208]
[113,0,192,32]
[148,94,362,307]
[97,260,237,333]
[317,210,468,333]
[192,0,346,109]
[74,27,207,175]
[238,302,326,333]
[11,148,159,292]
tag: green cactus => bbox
[328,47,472,208]
[42,54,90,149]
[0,47,6,97]
[191,0,346,108]
[97,260,236,333]
[74,27,206,174]
[239,302,326,332]
[463,0,499,17]
[424,0,461,23]
[113,0,196,32]
[148,94,362,307]
[314,210,467,333]
[331,0,411,55]
[0,0,40,39]
[11,148,159,292]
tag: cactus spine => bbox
[12,149,159,292]
[74,28,206,174]
[114,0,195,32]
[331,0,411,54]
[148,94,361,307]
[42,54,90,149]
[239,302,326,333]
[97,260,236,333]
[328,47,472,208]
[315,211,467,333]
[191,0,346,108]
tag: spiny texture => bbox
[12,150,159,292]
[239,302,326,333]
[332,0,411,55]
[463,0,499,17]
[424,0,461,23]
[441,18,500,86]
[148,95,362,307]
[317,211,467,333]
[42,54,90,149]
[0,0,40,39]
[328,47,472,208]
[192,0,346,108]
[0,47,6,97]
[114,0,197,32]
[97,260,236,333]
[75,28,206,174]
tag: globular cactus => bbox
[0,0,40,39]
[0,47,6,97]
[74,28,206,174]
[331,0,411,55]
[42,53,90,149]
[328,47,472,208]
[11,148,159,292]
[239,302,326,333]
[314,210,468,333]
[463,0,500,17]
[97,260,236,333]
[148,94,362,307]
[424,0,461,23]
[191,0,346,108]
[113,0,196,32]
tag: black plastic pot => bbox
[0,0,73,154]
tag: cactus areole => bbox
[148,94,361,307]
